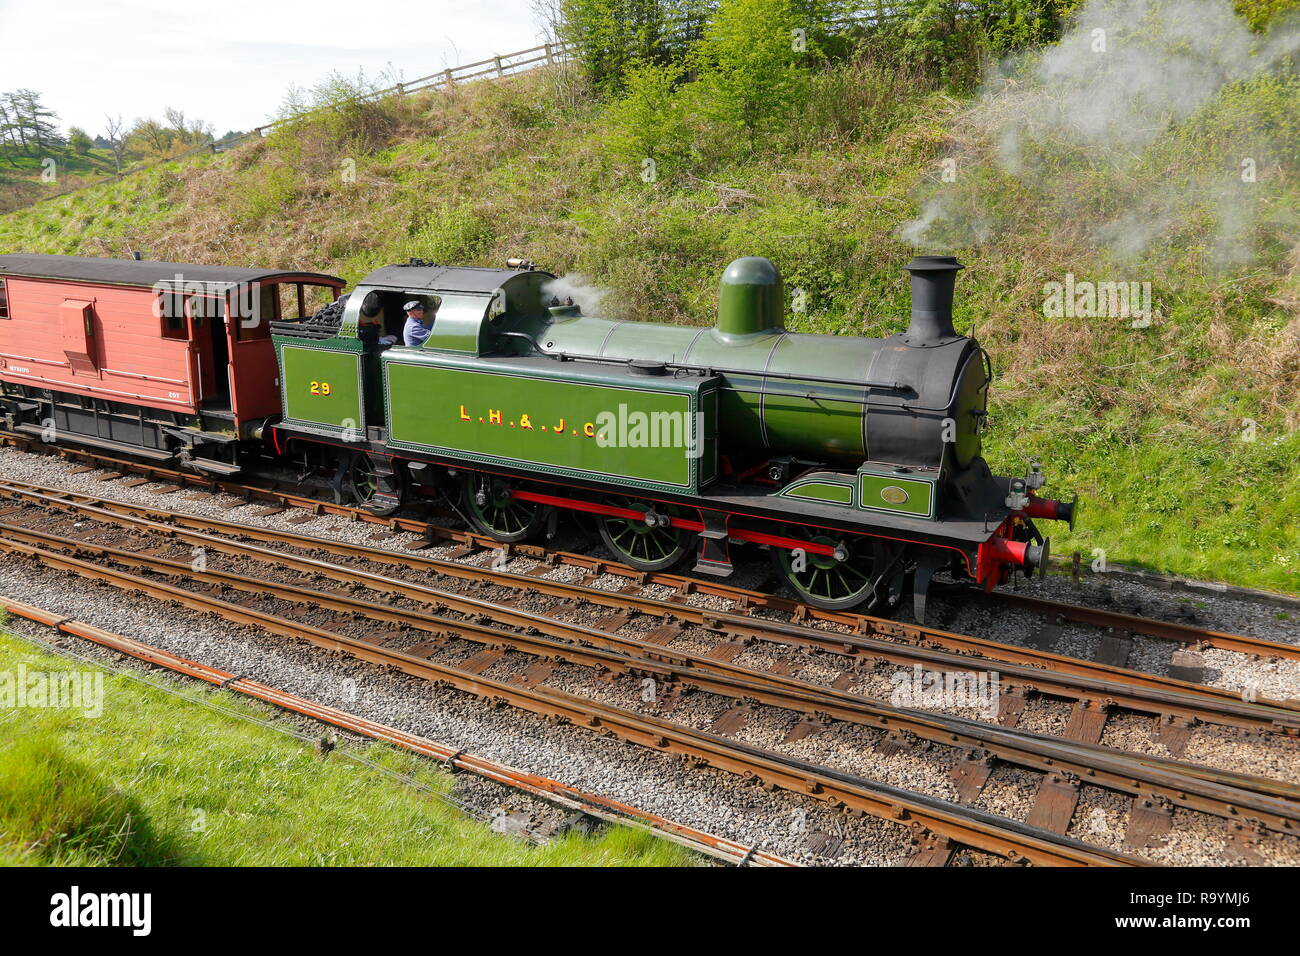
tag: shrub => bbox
[690,0,816,151]
[603,60,693,171]
[273,70,403,157]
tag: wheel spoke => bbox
[599,497,689,571]
[777,528,877,610]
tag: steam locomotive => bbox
[0,251,1075,619]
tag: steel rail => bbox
[0,536,1140,866]
[1,519,1296,839]
[1043,555,1300,611]
[2,479,1295,739]
[0,597,795,866]
[972,589,1300,659]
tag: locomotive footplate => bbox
[702,480,1014,550]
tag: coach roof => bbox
[0,254,343,291]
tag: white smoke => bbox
[542,274,614,316]
[900,0,1300,263]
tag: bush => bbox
[274,70,403,157]
[603,60,693,171]
[690,0,817,150]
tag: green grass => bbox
[1,148,116,176]
[0,149,125,213]
[0,627,697,867]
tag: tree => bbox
[558,0,712,92]
[6,89,64,153]
[128,117,175,156]
[67,126,93,154]
[104,114,128,174]
[0,98,19,164]
[690,0,817,148]
[164,106,214,146]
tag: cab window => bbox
[395,294,441,347]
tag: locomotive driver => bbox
[402,299,434,346]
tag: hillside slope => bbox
[1,49,1296,592]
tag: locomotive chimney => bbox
[902,255,963,347]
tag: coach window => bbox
[0,277,9,318]
[159,289,187,339]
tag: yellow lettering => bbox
[489,409,503,425]
[583,422,595,437]
[459,405,470,421]
[520,414,533,430]
[553,418,565,434]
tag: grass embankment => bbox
[0,3,1295,591]
[0,627,694,866]
[0,148,122,212]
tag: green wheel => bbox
[346,452,402,517]
[463,474,545,543]
[597,496,693,572]
[771,525,881,611]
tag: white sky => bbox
[0,0,545,137]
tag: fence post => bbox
[495,54,503,77]
[545,42,554,65]
[396,81,405,95]
[444,67,453,87]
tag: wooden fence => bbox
[251,40,578,137]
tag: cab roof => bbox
[358,262,552,294]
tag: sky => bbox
[0,0,546,137]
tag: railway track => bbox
[1,478,1295,739]
[1,482,1297,862]
[0,597,799,867]
[3,432,1296,669]
[0,537,1135,867]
